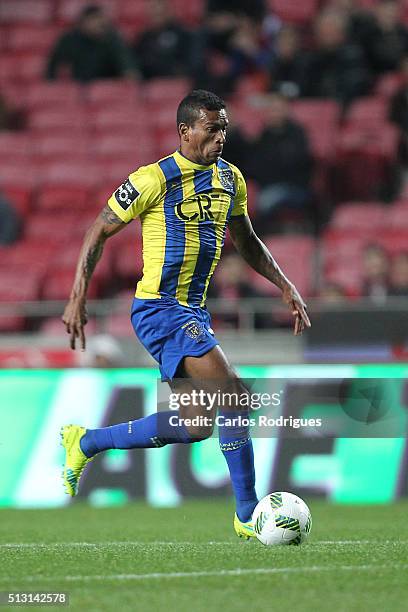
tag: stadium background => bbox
[1,0,408,509]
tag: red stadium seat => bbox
[26,82,83,109]
[92,134,155,161]
[0,163,38,189]
[233,74,269,98]
[94,183,118,208]
[345,97,388,128]
[57,0,117,23]
[49,242,86,270]
[100,157,155,181]
[321,230,367,294]
[2,187,33,216]
[330,202,386,233]
[376,230,408,255]
[0,83,24,108]
[49,239,112,285]
[34,134,91,159]
[149,103,178,129]
[0,26,8,50]
[41,316,98,336]
[0,266,43,331]
[154,128,179,158]
[90,108,148,134]
[105,313,133,336]
[112,240,144,280]
[229,102,265,138]
[29,108,89,132]
[85,80,141,107]
[268,0,318,24]
[171,0,204,26]
[36,186,91,212]
[0,53,45,84]
[6,25,60,53]
[117,0,148,29]
[385,203,408,230]
[324,263,363,295]
[43,269,99,300]
[374,72,403,100]
[0,1,52,23]
[24,213,78,243]
[0,240,56,273]
[0,268,42,301]
[0,133,33,160]
[321,230,367,270]
[291,100,340,165]
[39,161,100,187]
[336,123,398,200]
[291,99,340,133]
[250,235,316,296]
[143,78,191,104]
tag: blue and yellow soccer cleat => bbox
[234,513,256,540]
[60,424,93,497]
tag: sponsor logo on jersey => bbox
[114,178,139,210]
[176,195,214,222]
[218,168,235,194]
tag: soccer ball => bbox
[253,492,312,546]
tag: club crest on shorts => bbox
[181,320,204,341]
[218,168,235,194]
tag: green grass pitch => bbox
[1,500,407,612]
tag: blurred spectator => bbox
[361,244,390,303]
[209,253,272,329]
[303,10,370,105]
[221,120,249,172]
[269,26,307,99]
[190,11,238,94]
[78,334,125,367]
[363,0,408,76]
[328,0,376,51]
[389,56,408,162]
[389,252,408,296]
[191,0,268,94]
[0,192,20,245]
[133,0,192,80]
[206,0,266,21]
[228,16,273,81]
[0,95,25,131]
[319,283,347,304]
[246,93,314,231]
[46,4,137,82]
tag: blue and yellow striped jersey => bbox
[108,150,248,307]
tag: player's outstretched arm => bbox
[229,215,311,335]
[62,205,126,350]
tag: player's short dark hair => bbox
[177,90,226,128]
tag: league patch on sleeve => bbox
[114,178,140,210]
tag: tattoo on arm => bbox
[83,240,104,282]
[101,204,123,225]
[70,205,125,300]
[229,216,290,290]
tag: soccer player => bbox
[61,89,311,538]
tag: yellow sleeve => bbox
[230,167,248,217]
[107,164,163,223]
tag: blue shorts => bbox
[131,297,219,382]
